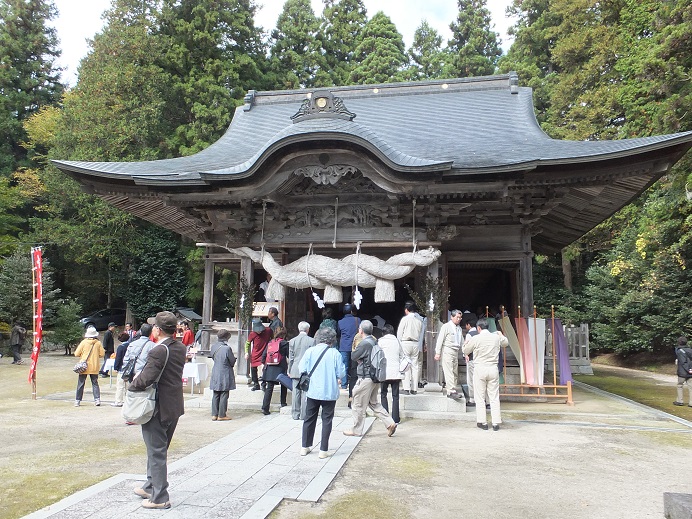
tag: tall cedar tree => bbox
[269,0,321,89]
[314,0,368,86]
[349,11,407,84]
[157,0,266,156]
[0,0,63,176]
[408,20,447,80]
[498,0,562,124]
[446,0,502,78]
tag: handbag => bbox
[122,344,169,425]
[297,345,330,392]
[399,357,412,374]
[73,343,96,374]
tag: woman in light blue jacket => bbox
[298,327,345,459]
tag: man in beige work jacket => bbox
[463,317,509,431]
[435,310,463,400]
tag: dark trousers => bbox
[340,351,351,388]
[11,344,22,362]
[212,390,229,418]
[381,380,401,423]
[348,359,358,401]
[141,412,178,505]
[302,397,336,451]
[262,381,287,412]
[75,374,100,401]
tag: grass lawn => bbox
[575,367,692,422]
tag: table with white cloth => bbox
[182,361,209,394]
[104,358,115,387]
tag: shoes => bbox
[492,424,500,431]
[387,423,397,437]
[418,382,426,388]
[402,390,411,395]
[486,404,491,409]
[134,487,151,499]
[280,403,288,407]
[94,399,100,406]
[300,446,312,456]
[673,401,684,406]
[16,360,24,365]
[211,416,218,421]
[477,423,489,430]
[343,430,361,437]
[74,400,80,407]
[447,392,462,400]
[410,391,417,395]
[217,416,231,421]
[110,402,123,407]
[261,409,270,415]
[141,499,171,509]
[251,385,260,391]
[319,450,331,459]
[466,401,476,407]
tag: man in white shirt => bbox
[397,301,424,394]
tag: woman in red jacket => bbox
[245,319,272,391]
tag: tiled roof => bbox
[53,74,692,185]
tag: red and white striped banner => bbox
[29,247,43,383]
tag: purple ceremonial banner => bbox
[553,319,573,385]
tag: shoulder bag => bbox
[73,343,96,374]
[297,345,330,392]
[122,344,169,425]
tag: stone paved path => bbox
[24,413,375,519]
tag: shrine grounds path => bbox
[3,352,691,519]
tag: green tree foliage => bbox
[0,249,60,326]
[54,0,172,162]
[268,0,321,89]
[408,20,447,81]
[446,0,502,78]
[50,299,84,352]
[314,0,368,86]
[0,0,63,176]
[349,11,407,84]
[127,227,187,321]
[158,0,266,155]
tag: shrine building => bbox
[53,73,692,361]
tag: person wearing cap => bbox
[245,319,272,391]
[73,326,105,407]
[130,311,186,510]
[99,322,116,377]
[337,304,360,389]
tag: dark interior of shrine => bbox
[447,264,516,320]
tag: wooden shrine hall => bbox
[53,73,692,361]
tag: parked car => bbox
[79,308,126,331]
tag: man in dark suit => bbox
[130,311,186,510]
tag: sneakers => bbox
[74,400,80,407]
[110,402,123,407]
[318,450,331,459]
[141,499,171,509]
[94,399,101,406]
[387,423,397,437]
[477,422,489,430]
[134,487,151,499]
[300,446,312,456]
[217,416,231,421]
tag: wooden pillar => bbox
[201,252,214,351]
[237,257,254,377]
[520,226,534,314]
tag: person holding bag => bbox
[73,326,105,407]
[209,329,236,421]
[298,327,345,459]
[129,312,186,510]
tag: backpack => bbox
[367,339,387,383]
[265,338,282,365]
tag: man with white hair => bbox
[343,320,397,438]
[288,321,315,420]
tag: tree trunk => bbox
[562,249,573,291]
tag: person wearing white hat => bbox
[73,326,105,407]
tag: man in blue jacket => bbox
[337,304,359,389]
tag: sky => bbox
[51,0,515,86]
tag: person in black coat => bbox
[261,326,289,415]
[674,336,692,407]
[99,322,116,377]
